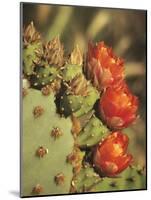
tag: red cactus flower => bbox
[93,131,133,177]
[99,83,138,129]
[86,41,124,91]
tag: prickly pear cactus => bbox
[61,45,83,81]
[23,22,43,75]
[22,89,75,196]
[77,114,108,147]
[60,78,99,117]
[93,166,146,192]
[72,164,146,193]
[23,22,64,88]
[30,65,61,87]
[22,22,146,197]
[62,64,82,82]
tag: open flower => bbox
[93,131,133,177]
[99,83,138,129]
[85,41,124,91]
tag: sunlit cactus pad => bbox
[21,21,146,197]
[72,164,146,193]
[22,89,75,196]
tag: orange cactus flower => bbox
[93,131,133,177]
[99,83,138,129]
[86,41,124,91]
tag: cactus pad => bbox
[22,89,75,196]
[30,65,61,88]
[60,84,99,117]
[23,42,43,75]
[77,115,109,147]
[73,164,146,193]
[62,64,82,82]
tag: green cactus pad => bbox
[77,115,108,147]
[22,89,75,196]
[62,64,82,82]
[70,164,100,193]
[73,165,146,193]
[60,85,99,117]
[23,42,43,75]
[30,65,61,87]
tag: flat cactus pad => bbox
[22,89,75,196]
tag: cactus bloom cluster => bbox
[86,41,138,129]
[86,41,139,177]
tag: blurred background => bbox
[22,3,147,167]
